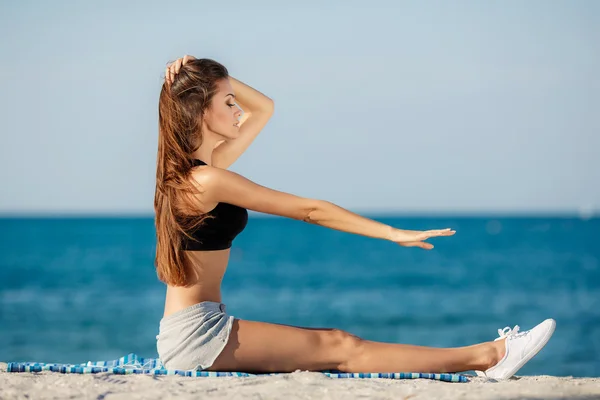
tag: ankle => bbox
[479,340,506,370]
[488,339,507,369]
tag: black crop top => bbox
[181,159,248,251]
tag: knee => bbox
[324,329,364,369]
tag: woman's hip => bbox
[156,301,234,371]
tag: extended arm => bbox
[191,167,455,249]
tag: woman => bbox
[154,55,555,379]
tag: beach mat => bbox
[4,353,468,382]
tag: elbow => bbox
[258,96,275,115]
[243,98,274,117]
[249,99,274,118]
[302,199,329,224]
[259,98,275,115]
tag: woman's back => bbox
[162,249,230,318]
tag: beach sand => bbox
[1,368,599,400]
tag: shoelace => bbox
[496,325,529,341]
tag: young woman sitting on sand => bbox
[154,55,555,380]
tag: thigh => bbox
[208,319,352,373]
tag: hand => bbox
[165,54,196,86]
[390,228,456,250]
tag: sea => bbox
[0,215,598,377]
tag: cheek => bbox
[217,107,234,125]
[205,108,227,130]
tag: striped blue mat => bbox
[6,353,469,382]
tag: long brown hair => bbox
[154,58,229,286]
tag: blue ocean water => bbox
[0,216,598,377]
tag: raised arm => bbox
[212,76,274,169]
[164,55,274,169]
[191,167,455,249]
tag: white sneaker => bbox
[475,318,556,380]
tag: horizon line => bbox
[0,209,597,220]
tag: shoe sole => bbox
[499,319,556,380]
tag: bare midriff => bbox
[162,249,230,318]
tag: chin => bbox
[229,128,242,139]
[219,130,240,141]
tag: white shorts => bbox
[156,301,234,371]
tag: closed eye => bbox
[227,103,236,108]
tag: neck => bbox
[190,132,224,166]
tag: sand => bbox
[1,367,599,400]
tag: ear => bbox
[199,109,211,130]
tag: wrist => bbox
[386,226,397,241]
[388,227,411,242]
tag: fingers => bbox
[416,241,433,250]
[165,55,195,86]
[182,54,195,65]
[174,58,183,74]
[417,228,456,240]
[396,228,455,250]
[165,65,171,86]
[399,241,434,250]
[168,65,174,84]
[164,62,175,85]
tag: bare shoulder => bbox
[189,165,246,197]
[182,165,218,214]
[190,166,320,220]
[188,164,216,188]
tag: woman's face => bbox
[203,78,242,140]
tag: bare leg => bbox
[209,319,505,373]
[342,339,502,373]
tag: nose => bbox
[234,103,243,118]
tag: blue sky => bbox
[0,0,598,215]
